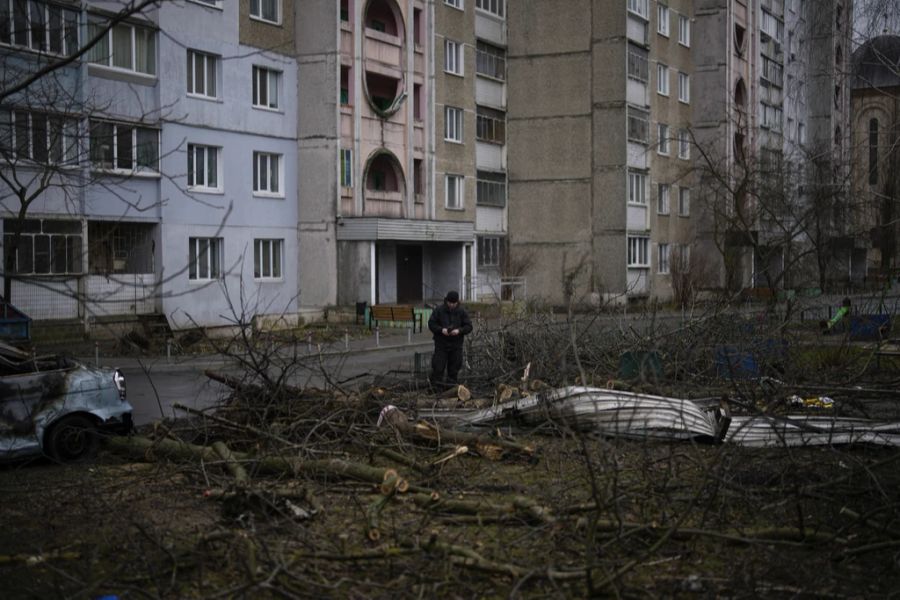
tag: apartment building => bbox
[0,0,299,328]
[693,0,853,291]
[506,0,697,304]
[302,0,474,310]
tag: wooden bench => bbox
[369,304,423,333]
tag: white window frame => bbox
[189,0,223,7]
[2,218,83,275]
[90,120,159,174]
[444,0,463,10]
[627,236,650,267]
[187,49,218,99]
[475,0,504,18]
[253,151,283,196]
[445,174,464,209]
[658,183,670,214]
[677,129,690,159]
[2,108,79,165]
[187,143,221,192]
[658,243,670,274]
[628,171,647,205]
[627,0,649,19]
[679,187,691,216]
[678,14,690,46]
[657,123,669,155]
[252,65,281,110]
[340,148,352,187]
[657,4,669,36]
[444,106,463,142]
[253,238,283,280]
[0,0,80,55]
[657,63,669,96]
[87,18,156,76]
[444,39,463,75]
[188,237,222,281]
[678,72,690,103]
[250,0,281,24]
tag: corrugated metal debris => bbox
[428,386,900,448]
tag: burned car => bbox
[0,341,132,461]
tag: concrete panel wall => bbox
[506,54,591,118]
[337,240,372,304]
[508,116,592,181]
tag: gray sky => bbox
[854,0,900,45]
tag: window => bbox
[627,236,649,267]
[250,0,280,23]
[253,151,282,194]
[445,39,463,75]
[476,41,505,80]
[87,18,156,75]
[627,43,648,82]
[760,10,782,42]
[678,72,689,103]
[734,24,746,55]
[187,144,220,191]
[657,123,669,155]
[191,0,222,6]
[869,118,878,185]
[761,56,783,86]
[658,243,670,274]
[3,218,82,275]
[628,171,647,205]
[90,120,159,173]
[445,106,463,142]
[657,63,669,95]
[476,170,506,206]
[252,66,280,109]
[0,109,78,164]
[477,235,503,268]
[761,103,783,131]
[657,4,669,36]
[340,148,352,187]
[677,129,690,159]
[0,0,79,55]
[187,50,218,98]
[679,187,690,216]
[476,106,505,144]
[445,0,463,9]
[445,174,463,209]
[627,107,649,144]
[254,238,283,279]
[658,183,670,214]
[475,0,503,17]
[188,237,222,280]
[677,14,690,46]
[627,0,648,19]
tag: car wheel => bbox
[45,415,99,462]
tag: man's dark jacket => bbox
[428,303,473,348]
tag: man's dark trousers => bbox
[431,344,463,384]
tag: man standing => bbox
[428,290,473,386]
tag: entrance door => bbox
[396,245,423,303]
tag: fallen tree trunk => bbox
[106,436,408,491]
[378,406,535,460]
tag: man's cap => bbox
[445,291,460,303]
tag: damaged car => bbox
[0,341,132,461]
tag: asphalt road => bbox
[123,343,432,426]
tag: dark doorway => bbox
[396,245,422,303]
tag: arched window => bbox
[734,79,747,109]
[869,118,879,185]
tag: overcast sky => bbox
[854,0,900,45]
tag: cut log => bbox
[212,441,249,487]
[438,384,471,403]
